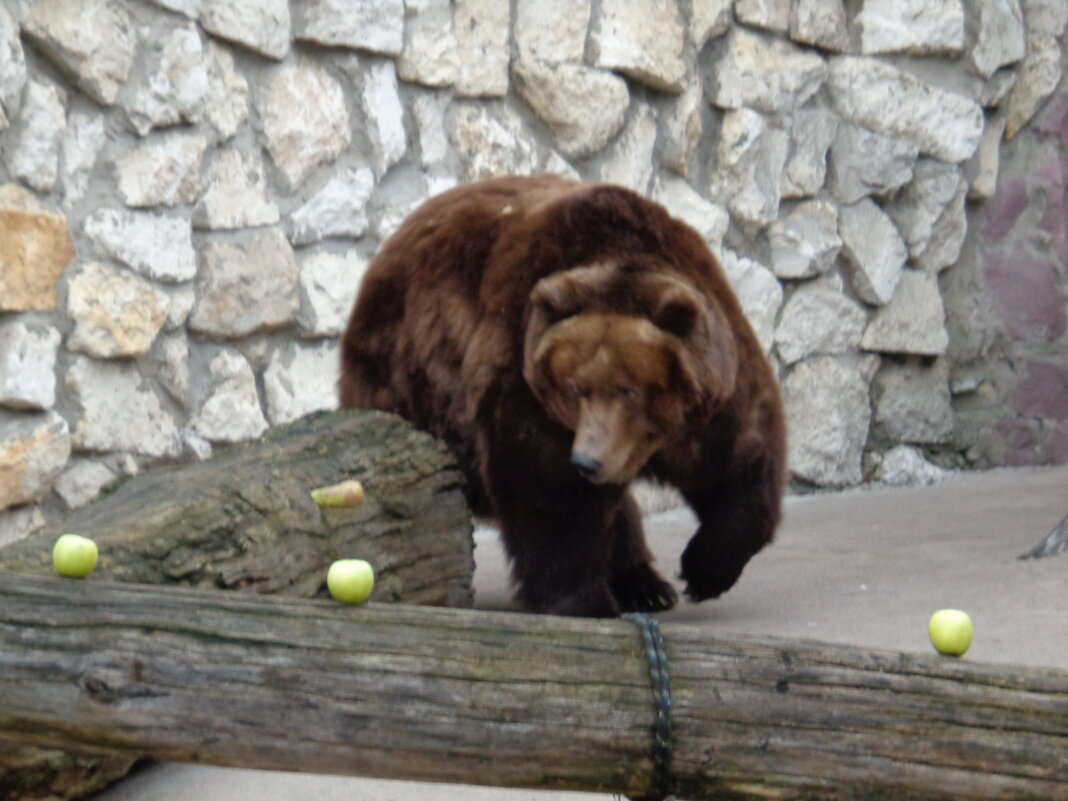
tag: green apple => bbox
[52,534,99,578]
[327,559,375,604]
[928,609,973,656]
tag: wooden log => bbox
[1,572,1066,801]
[0,408,473,801]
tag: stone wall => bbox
[0,0,1065,541]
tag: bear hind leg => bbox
[608,492,678,613]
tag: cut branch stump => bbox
[1,572,1066,801]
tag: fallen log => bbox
[1,572,1066,801]
[0,408,473,800]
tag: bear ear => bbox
[652,285,703,340]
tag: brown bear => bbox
[340,174,786,618]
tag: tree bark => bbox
[0,409,474,800]
[1,572,1066,801]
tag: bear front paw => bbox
[679,543,747,603]
[610,562,679,613]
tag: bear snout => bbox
[570,451,603,481]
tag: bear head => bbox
[522,263,739,486]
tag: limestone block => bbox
[0,321,61,410]
[358,58,407,176]
[115,131,207,208]
[857,0,965,55]
[887,160,968,272]
[691,0,732,49]
[598,103,658,192]
[768,199,842,280]
[735,0,790,33]
[287,167,375,246]
[828,56,983,162]
[154,332,189,406]
[876,445,952,486]
[397,0,460,87]
[55,459,117,509]
[711,27,827,113]
[189,229,299,339]
[661,84,703,177]
[413,92,451,169]
[839,198,908,306]
[720,251,783,353]
[0,410,71,510]
[873,359,954,443]
[712,109,789,231]
[965,112,1006,200]
[782,108,839,199]
[261,60,350,189]
[650,175,730,256]
[455,0,510,97]
[125,25,207,136]
[61,109,106,208]
[789,0,849,52]
[515,0,591,63]
[263,342,340,425]
[200,0,290,60]
[968,0,1026,77]
[1005,34,1063,139]
[0,4,26,124]
[774,283,867,365]
[145,0,198,16]
[452,104,540,181]
[67,357,180,458]
[0,185,75,312]
[589,0,687,93]
[1021,0,1067,35]
[784,355,879,486]
[67,263,170,359]
[298,249,366,337]
[23,0,135,105]
[861,270,949,356]
[980,70,1018,108]
[8,80,65,192]
[0,504,46,546]
[293,0,404,56]
[83,208,196,283]
[512,60,629,158]
[194,149,280,230]
[829,123,918,203]
[190,351,268,444]
[204,40,250,141]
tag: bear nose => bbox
[570,452,602,479]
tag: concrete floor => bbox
[92,464,1068,801]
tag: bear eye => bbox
[618,386,639,401]
[565,381,583,398]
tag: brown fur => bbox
[340,175,786,617]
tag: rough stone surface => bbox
[711,27,827,113]
[84,208,196,283]
[115,131,207,207]
[204,41,250,141]
[876,445,952,486]
[298,249,366,337]
[650,174,731,255]
[54,458,117,509]
[691,0,732,48]
[736,0,791,33]
[829,123,918,203]
[857,0,966,55]
[969,0,1026,77]
[261,60,350,188]
[712,108,789,231]
[0,4,26,126]
[125,25,207,136]
[452,104,540,181]
[190,229,299,339]
[66,357,179,458]
[358,58,407,176]
[194,149,280,230]
[512,60,630,159]
[599,104,658,192]
[515,0,591,63]
[0,410,71,510]
[720,251,783,353]
[862,269,950,356]
[966,113,1007,200]
[190,350,268,444]
[789,0,849,51]
[454,0,510,97]
[873,359,954,444]
[887,160,968,272]
[983,251,1066,342]
[0,185,75,312]
[1005,34,1064,139]
[1021,0,1067,35]
[154,332,189,406]
[768,199,841,280]
[287,167,375,246]
[590,0,687,93]
[775,282,867,365]
[0,321,61,411]
[23,0,136,105]
[397,0,460,88]
[784,355,879,486]
[293,0,404,56]
[200,0,291,60]
[839,198,908,305]
[263,342,340,425]
[782,107,839,198]
[66,262,170,359]
[828,56,984,162]
[61,110,106,208]
[8,80,65,193]
[661,85,703,177]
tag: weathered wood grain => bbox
[1,572,1065,801]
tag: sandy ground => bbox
[91,464,1068,801]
